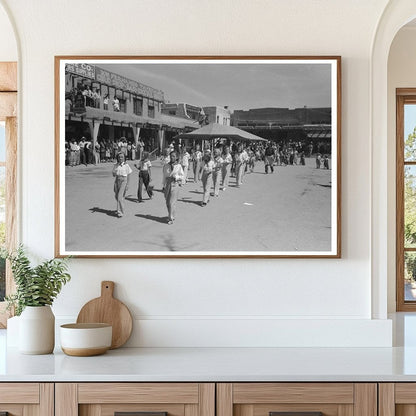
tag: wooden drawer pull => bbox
[270,413,323,416]
[115,412,168,416]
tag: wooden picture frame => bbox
[55,56,341,258]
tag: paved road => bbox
[65,158,333,253]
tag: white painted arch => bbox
[0,0,18,61]
[371,0,416,318]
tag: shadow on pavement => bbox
[135,213,168,224]
[89,207,118,217]
[179,198,201,206]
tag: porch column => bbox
[109,125,115,142]
[158,128,165,152]
[87,120,100,147]
[133,125,141,146]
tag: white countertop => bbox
[2,313,416,382]
[2,346,416,382]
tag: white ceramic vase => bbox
[6,315,20,347]
[19,306,55,354]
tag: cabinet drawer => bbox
[217,383,376,416]
[56,383,215,416]
[0,383,53,415]
[379,383,416,415]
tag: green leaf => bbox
[5,245,71,316]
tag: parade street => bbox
[65,158,332,253]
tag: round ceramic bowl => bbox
[60,323,112,357]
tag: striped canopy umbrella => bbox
[177,122,267,142]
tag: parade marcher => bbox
[112,152,132,218]
[264,142,275,174]
[181,146,190,184]
[235,144,248,186]
[247,147,256,173]
[230,141,238,177]
[135,151,153,202]
[163,151,184,224]
[161,147,171,190]
[192,144,202,183]
[201,153,214,206]
[212,148,223,197]
[221,145,233,191]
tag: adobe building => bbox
[64,64,199,153]
[232,106,331,146]
[203,106,231,125]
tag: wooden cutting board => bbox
[76,281,133,349]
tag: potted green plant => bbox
[4,246,71,354]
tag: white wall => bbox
[0,2,16,61]
[0,0,394,347]
[387,26,416,312]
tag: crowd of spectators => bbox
[65,137,148,166]
[65,84,124,113]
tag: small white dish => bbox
[60,323,112,356]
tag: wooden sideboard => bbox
[2,382,416,416]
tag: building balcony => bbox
[66,106,199,130]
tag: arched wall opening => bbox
[387,20,416,313]
[372,1,416,320]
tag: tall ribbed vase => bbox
[19,306,55,354]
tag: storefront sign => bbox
[65,63,96,80]
[95,67,164,101]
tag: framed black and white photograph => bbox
[55,56,341,258]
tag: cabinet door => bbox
[217,383,377,416]
[379,383,416,416]
[55,383,215,416]
[0,383,53,416]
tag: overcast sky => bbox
[98,61,332,112]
